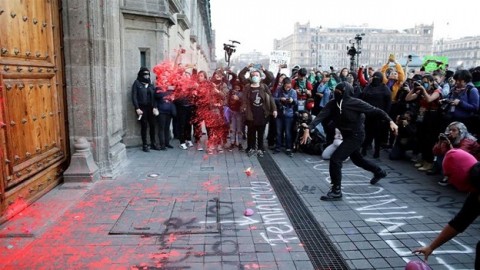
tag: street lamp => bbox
[346,33,365,72]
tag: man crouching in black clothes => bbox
[301,82,398,201]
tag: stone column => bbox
[62,0,127,178]
[63,137,100,183]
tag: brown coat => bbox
[241,83,277,121]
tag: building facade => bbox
[274,22,434,71]
[0,0,215,222]
[434,36,480,69]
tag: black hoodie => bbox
[309,82,392,135]
[361,71,392,112]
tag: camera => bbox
[413,80,422,86]
[439,133,449,140]
[439,99,451,111]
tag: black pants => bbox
[246,121,266,151]
[176,105,193,144]
[157,113,172,147]
[363,116,387,153]
[330,131,383,188]
[267,115,276,147]
[139,105,156,146]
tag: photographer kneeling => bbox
[431,121,480,186]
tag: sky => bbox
[210,0,480,59]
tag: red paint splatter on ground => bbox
[201,179,222,193]
[245,201,256,207]
[4,198,28,218]
[243,263,262,269]
[166,233,177,245]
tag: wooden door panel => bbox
[0,0,67,222]
[3,76,63,188]
[0,1,54,66]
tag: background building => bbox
[274,22,434,71]
[434,36,480,69]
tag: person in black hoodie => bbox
[301,82,398,201]
[132,67,158,152]
[361,71,392,158]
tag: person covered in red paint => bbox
[195,70,227,154]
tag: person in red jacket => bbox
[292,68,313,111]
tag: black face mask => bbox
[334,91,343,101]
[139,72,150,83]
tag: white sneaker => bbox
[186,141,194,147]
[179,143,188,150]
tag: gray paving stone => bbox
[349,258,374,269]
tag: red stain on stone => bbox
[166,233,177,245]
[201,179,222,193]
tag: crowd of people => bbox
[131,50,480,267]
[132,51,480,189]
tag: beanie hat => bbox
[443,149,478,192]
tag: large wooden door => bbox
[0,0,67,222]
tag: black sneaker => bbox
[286,149,293,157]
[142,145,150,152]
[438,176,449,186]
[257,150,264,157]
[320,188,342,201]
[165,144,174,149]
[151,144,162,151]
[238,144,244,152]
[370,170,387,185]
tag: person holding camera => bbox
[405,74,443,172]
[440,69,479,132]
[300,82,398,201]
[273,77,297,157]
[431,121,480,185]
[292,68,313,111]
[389,111,417,160]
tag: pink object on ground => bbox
[244,208,254,216]
[405,260,432,270]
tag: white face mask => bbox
[251,76,260,84]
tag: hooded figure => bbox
[370,71,384,87]
[301,82,398,201]
[137,67,151,84]
[132,66,157,152]
[360,71,392,158]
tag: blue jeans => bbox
[276,116,294,150]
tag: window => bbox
[140,51,146,67]
[139,48,151,68]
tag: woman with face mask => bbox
[241,70,277,158]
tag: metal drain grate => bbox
[258,153,350,270]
